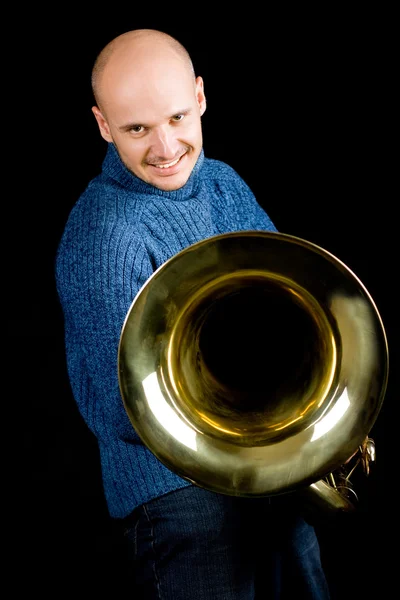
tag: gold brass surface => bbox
[118,231,388,511]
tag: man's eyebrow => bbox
[119,108,193,132]
[119,121,143,132]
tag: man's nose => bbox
[151,126,178,157]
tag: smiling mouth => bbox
[153,156,182,169]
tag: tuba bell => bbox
[118,231,389,515]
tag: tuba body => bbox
[118,231,388,514]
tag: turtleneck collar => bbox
[102,143,205,201]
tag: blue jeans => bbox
[121,485,331,599]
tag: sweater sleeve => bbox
[55,195,154,442]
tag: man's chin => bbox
[152,172,190,192]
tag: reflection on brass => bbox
[118,231,389,514]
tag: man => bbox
[56,28,331,598]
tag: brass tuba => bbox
[118,231,389,515]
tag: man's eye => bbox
[172,114,184,122]
[130,125,144,133]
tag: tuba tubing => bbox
[118,231,389,514]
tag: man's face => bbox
[93,61,206,192]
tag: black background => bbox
[20,7,397,597]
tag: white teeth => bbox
[156,157,180,169]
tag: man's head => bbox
[91,29,206,191]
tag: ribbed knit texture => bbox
[55,144,277,519]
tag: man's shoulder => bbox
[203,156,241,179]
[202,157,253,198]
[67,173,137,220]
[58,174,143,255]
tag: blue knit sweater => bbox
[55,143,277,519]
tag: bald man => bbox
[56,29,331,599]
[91,29,205,191]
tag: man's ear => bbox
[195,76,207,116]
[92,106,113,142]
